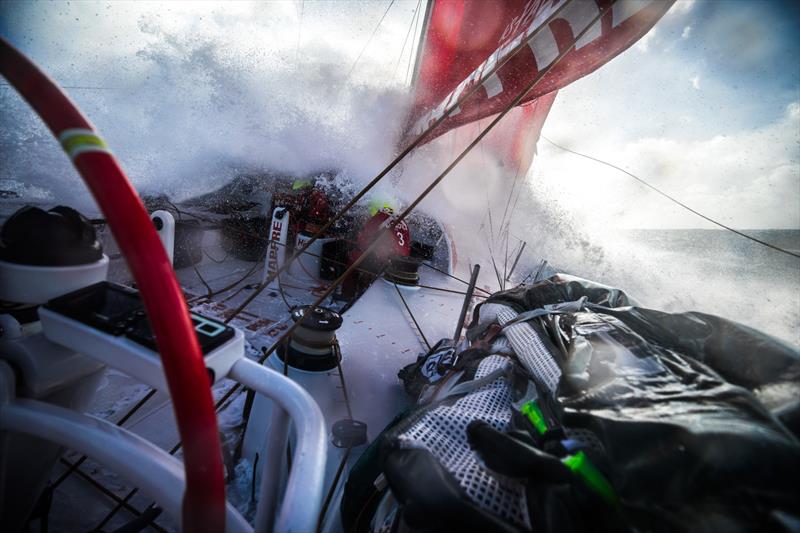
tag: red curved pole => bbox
[0,39,226,532]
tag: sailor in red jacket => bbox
[339,197,410,298]
[351,198,410,272]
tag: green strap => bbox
[521,402,618,507]
[562,451,618,507]
[520,400,548,435]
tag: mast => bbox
[409,0,434,90]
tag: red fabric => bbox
[0,39,226,532]
[446,92,557,178]
[406,0,673,145]
[486,93,557,173]
[304,188,332,224]
[412,0,529,113]
[352,210,411,266]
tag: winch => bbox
[384,255,423,286]
[277,305,343,371]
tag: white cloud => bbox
[681,25,692,39]
[635,27,657,53]
[690,75,700,90]
[1,1,422,205]
[788,101,800,120]
[538,108,800,229]
[668,0,696,17]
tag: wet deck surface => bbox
[45,229,475,532]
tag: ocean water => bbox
[1,2,796,350]
[570,229,800,347]
[4,186,796,348]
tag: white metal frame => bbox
[0,349,327,532]
[230,358,327,533]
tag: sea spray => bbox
[1,2,797,347]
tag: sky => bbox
[1,1,798,343]
[539,0,800,229]
[1,0,798,229]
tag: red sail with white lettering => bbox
[406,0,674,146]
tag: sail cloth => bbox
[405,0,675,146]
[435,95,556,186]
[482,93,557,178]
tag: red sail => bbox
[407,0,674,146]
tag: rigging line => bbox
[479,215,502,289]
[498,163,524,241]
[186,262,260,304]
[405,0,423,85]
[477,119,499,244]
[345,0,396,81]
[334,347,354,420]
[193,264,214,299]
[502,237,522,289]
[394,0,422,79]
[417,283,487,298]
[160,204,402,285]
[489,249,504,290]
[498,162,527,246]
[498,151,531,255]
[315,445,353,533]
[276,274,294,312]
[94,379,244,530]
[502,226,511,291]
[223,0,578,324]
[420,261,492,296]
[57,458,169,533]
[498,167,529,252]
[50,388,158,490]
[394,282,431,350]
[505,240,527,283]
[252,1,615,368]
[203,248,228,264]
[542,135,800,259]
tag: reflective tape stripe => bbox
[562,451,618,507]
[58,128,111,159]
[521,400,548,434]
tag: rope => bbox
[221,0,578,324]
[51,389,158,490]
[247,0,613,379]
[419,262,492,296]
[542,136,800,259]
[394,282,431,350]
[405,0,422,85]
[345,0,396,81]
[92,379,244,530]
[315,445,352,533]
[394,0,422,80]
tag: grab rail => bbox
[0,399,251,532]
[229,358,327,533]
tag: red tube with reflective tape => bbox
[0,38,226,532]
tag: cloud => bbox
[788,101,800,120]
[635,27,657,53]
[0,1,424,209]
[668,0,696,17]
[681,25,692,39]
[690,75,700,90]
[538,105,800,229]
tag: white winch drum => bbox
[288,232,336,284]
[0,256,109,305]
